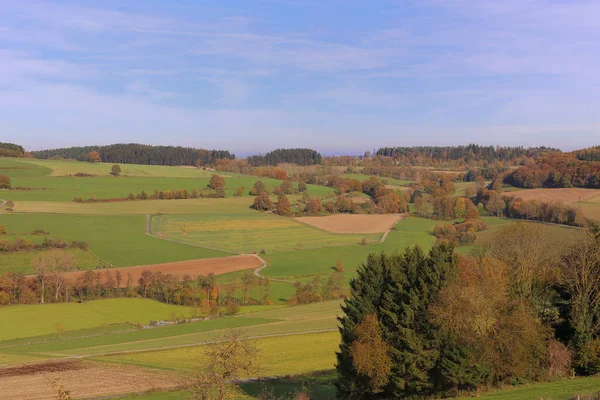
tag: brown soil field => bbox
[503,188,600,204]
[0,360,180,399]
[35,255,262,287]
[296,214,403,234]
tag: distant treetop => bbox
[375,144,559,162]
[30,143,234,166]
[248,148,322,166]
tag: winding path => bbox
[0,199,6,214]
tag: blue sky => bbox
[1,0,599,155]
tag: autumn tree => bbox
[350,314,393,393]
[250,180,269,196]
[280,180,295,195]
[0,174,10,189]
[561,229,600,373]
[209,174,226,191]
[88,151,101,163]
[306,198,321,215]
[190,329,261,400]
[252,192,274,211]
[454,197,467,220]
[298,181,307,193]
[0,225,5,235]
[32,250,74,304]
[110,164,121,176]
[276,194,292,216]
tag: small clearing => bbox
[296,214,403,234]
[56,255,262,287]
[0,360,179,399]
[503,188,600,204]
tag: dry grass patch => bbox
[0,360,179,399]
[296,214,403,234]
[503,188,600,204]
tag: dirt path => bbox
[380,214,405,243]
[0,199,6,214]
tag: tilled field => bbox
[295,214,403,234]
[0,360,180,399]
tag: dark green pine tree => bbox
[379,244,457,398]
[336,253,390,399]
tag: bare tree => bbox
[33,250,73,304]
[190,329,261,400]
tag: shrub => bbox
[110,164,121,176]
[0,174,11,189]
[0,225,5,235]
[252,192,274,211]
[360,238,368,245]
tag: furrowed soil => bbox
[32,255,262,287]
[0,360,179,399]
[295,214,404,234]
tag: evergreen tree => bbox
[336,244,457,399]
[336,253,390,399]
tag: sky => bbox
[1,0,599,155]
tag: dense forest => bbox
[507,153,600,189]
[375,144,558,163]
[0,142,25,158]
[31,143,234,166]
[247,148,322,166]
[337,223,600,398]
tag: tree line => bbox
[247,148,322,166]
[375,144,558,163]
[0,249,272,310]
[506,153,600,189]
[0,142,25,158]
[31,143,234,166]
[337,222,600,398]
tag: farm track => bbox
[380,214,405,243]
[0,198,6,214]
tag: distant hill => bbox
[31,143,234,166]
[0,142,25,158]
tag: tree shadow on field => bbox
[239,370,336,399]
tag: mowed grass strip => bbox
[95,331,339,376]
[1,301,339,360]
[0,214,228,269]
[154,214,380,254]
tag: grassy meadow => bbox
[152,213,381,254]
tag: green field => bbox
[342,173,412,186]
[0,214,228,270]
[0,158,334,202]
[0,300,340,364]
[0,298,198,341]
[97,330,339,375]
[152,213,381,254]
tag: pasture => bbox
[152,213,381,254]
